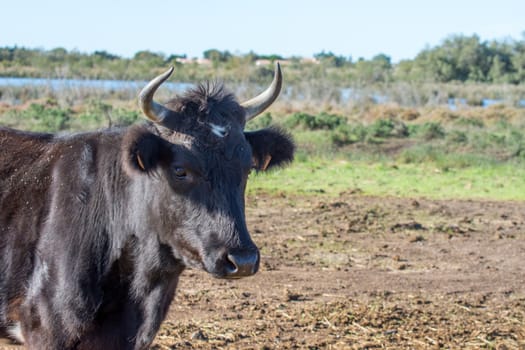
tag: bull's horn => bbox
[241,62,282,121]
[139,67,175,124]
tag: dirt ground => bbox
[2,192,524,349]
[152,192,525,349]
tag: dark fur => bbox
[245,127,295,170]
[0,83,294,349]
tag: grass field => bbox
[248,158,525,201]
[2,99,525,202]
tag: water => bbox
[340,88,389,104]
[447,98,525,110]
[0,76,192,93]
[341,87,525,108]
[1,77,524,108]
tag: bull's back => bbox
[0,127,56,329]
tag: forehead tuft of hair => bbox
[166,82,245,124]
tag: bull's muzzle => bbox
[224,248,260,279]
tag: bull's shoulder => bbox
[0,125,128,145]
[0,127,127,193]
[0,127,55,183]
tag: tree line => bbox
[1,33,525,85]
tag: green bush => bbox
[447,130,468,144]
[330,118,411,146]
[514,146,525,159]
[283,112,314,129]
[76,112,105,129]
[409,122,446,140]
[112,109,140,126]
[365,118,408,139]
[330,124,367,146]
[488,133,506,146]
[509,130,524,145]
[283,112,345,130]
[245,112,273,130]
[75,101,140,129]
[455,117,485,128]
[314,112,345,129]
[12,103,70,132]
[369,119,395,138]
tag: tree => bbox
[487,40,514,83]
[133,50,165,63]
[166,53,187,62]
[313,51,347,67]
[48,47,68,62]
[511,38,525,83]
[353,54,392,84]
[203,49,232,63]
[93,50,120,61]
[411,34,493,82]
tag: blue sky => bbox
[2,0,523,62]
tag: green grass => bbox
[248,158,525,201]
[2,101,524,201]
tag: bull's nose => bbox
[225,249,260,278]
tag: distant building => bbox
[176,57,317,67]
[255,59,272,66]
[175,57,193,64]
[300,57,320,64]
[175,57,212,66]
[255,59,293,66]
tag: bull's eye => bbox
[174,167,187,179]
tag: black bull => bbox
[0,64,294,349]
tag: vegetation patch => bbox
[2,101,524,202]
[248,158,525,201]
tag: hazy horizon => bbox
[2,0,524,63]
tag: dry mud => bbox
[155,193,525,349]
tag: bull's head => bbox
[122,64,294,279]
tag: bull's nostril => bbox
[224,250,259,278]
[225,254,239,274]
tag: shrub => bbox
[77,112,105,128]
[447,130,468,144]
[314,112,345,129]
[283,112,345,130]
[455,117,484,128]
[112,109,140,126]
[368,119,395,138]
[488,133,506,146]
[246,112,273,130]
[409,122,445,140]
[331,124,367,146]
[514,146,525,159]
[368,119,409,138]
[509,130,524,145]
[283,112,315,129]
[14,103,70,132]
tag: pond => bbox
[1,77,524,108]
[0,76,192,93]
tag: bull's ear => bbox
[122,125,170,175]
[244,127,295,171]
